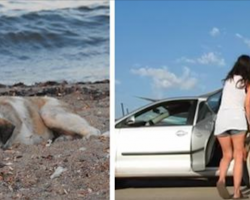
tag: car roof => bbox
[116,88,222,122]
[154,88,222,103]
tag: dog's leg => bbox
[0,124,14,144]
[40,107,101,138]
[0,119,15,149]
[2,126,21,149]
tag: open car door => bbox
[191,90,222,171]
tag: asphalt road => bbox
[115,178,250,200]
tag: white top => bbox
[214,75,247,135]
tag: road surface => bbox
[115,178,250,200]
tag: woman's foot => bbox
[216,181,231,199]
[232,192,248,199]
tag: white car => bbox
[115,89,250,184]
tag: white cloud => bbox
[197,52,225,66]
[210,27,220,37]
[115,79,121,85]
[131,66,197,91]
[236,33,250,47]
[236,33,242,38]
[176,57,196,64]
[177,52,225,66]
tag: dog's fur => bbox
[0,96,100,149]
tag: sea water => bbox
[0,0,109,85]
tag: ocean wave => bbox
[0,2,109,84]
[77,5,109,11]
[0,5,109,50]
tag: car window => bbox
[116,100,197,128]
[135,106,167,122]
[206,90,222,114]
[196,101,213,123]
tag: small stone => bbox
[79,147,86,151]
[87,188,93,193]
[50,166,67,179]
[46,139,52,147]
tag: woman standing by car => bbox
[215,55,250,199]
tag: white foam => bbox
[0,0,108,16]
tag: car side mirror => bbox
[126,116,135,125]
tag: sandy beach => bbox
[0,80,109,200]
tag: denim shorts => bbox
[218,129,247,137]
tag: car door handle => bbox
[176,130,188,137]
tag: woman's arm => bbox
[245,84,250,125]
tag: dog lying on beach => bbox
[0,96,101,149]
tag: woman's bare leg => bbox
[217,135,233,184]
[231,132,246,198]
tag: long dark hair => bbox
[224,55,250,89]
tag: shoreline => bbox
[0,79,109,88]
[0,79,109,98]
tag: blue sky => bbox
[115,1,250,118]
